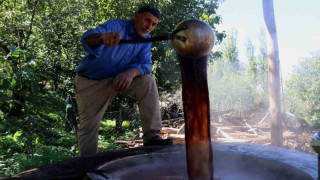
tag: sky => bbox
[215,0,320,77]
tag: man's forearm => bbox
[125,68,142,79]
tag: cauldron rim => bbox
[97,144,315,180]
[13,143,317,180]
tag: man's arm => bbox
[85,32,121,47]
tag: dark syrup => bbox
[179,55,214,180]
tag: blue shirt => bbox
[76,19,152,79]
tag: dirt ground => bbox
[119,112,317,155]
[165,126,316,154]
[213,126,315,154]
[162,112,317,155]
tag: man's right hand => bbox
[101,32,121,47]
[85,32,121,47]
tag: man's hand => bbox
[101,32,121,47]
[85,32,120,47]
[112,68,141,92]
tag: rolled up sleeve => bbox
[81,20,121,57]
[81,29,102,57]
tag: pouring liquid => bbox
[178,55,214,180]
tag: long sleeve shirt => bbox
[75,19,152,79]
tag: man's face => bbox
[133,12,159,37]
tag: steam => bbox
[207,57,270,143]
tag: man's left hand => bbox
[112,69,141,92]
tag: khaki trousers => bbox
[74,74,162,157]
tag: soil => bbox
[163,125,316,155]
[118,112,317,155]
[213,126,316,154]
[210,111,317,154]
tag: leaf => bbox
[31,82,39,93]
[10,78,16,87]
[66,104,72,109]
[13,131,19,140]
[38,73,47,78]
[15,71,23,78]
[29,117,36,124]
[30,59,38,67]
[1,79,10,89]
[9,46,17,54]
[0,55,6,62]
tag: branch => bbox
[23,0,39,48]
[258,109,270,124]
[245,122,258,135]
[217,127,234,140]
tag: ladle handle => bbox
[119,35,170,44]
[119,26,188,44]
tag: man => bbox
[74,5,173,157]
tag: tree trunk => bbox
[6,92,26,117]
[6,53,26,117]
[262,0,283,147]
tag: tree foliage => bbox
[0,0,224,176]
[208,59,254,112]
[0,0,224,115]
[220,29,239,68]
[285,52,320,127]
[208,29,269,113]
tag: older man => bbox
[75,5,173,157]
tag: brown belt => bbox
[77,73,101,80]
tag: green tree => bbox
[220,29,239,69]
[243,34,269,110]
[245,38,258,81]
[285,52,320,127]
[208,59,253,112]
[0,1,227,176]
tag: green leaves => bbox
[0,1,225,176]
[285,52,320,126]
[30,81,39,94]
[13,131,20,140]
[1,45,47,94]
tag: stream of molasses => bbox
[179,54,213,180]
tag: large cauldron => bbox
[13,143,316,180]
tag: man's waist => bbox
[77,72,103,80]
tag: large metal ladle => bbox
[172,19,215,180]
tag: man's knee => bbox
[126,74,158,99]
[132,74,157,91]
[138,74,156,86]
